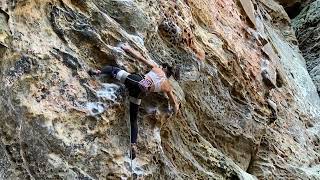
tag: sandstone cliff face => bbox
[0,0,319,179]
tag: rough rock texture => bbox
[0,0,320,179]
[293,0,320,95]
[276,0,317,18]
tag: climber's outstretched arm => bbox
[120,43,158,68]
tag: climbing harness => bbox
[144,70,166,92]
[138,78,153,92]
[126,74,153,93]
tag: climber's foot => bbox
[88,69,101,77]
[130,143,137,160]
[119,42,130,51]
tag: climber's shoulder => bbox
[151,66,163,73]
[161,80,172,92]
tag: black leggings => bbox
[101,66,143,144]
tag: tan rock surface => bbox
[0,0,319,179]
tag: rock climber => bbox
[88,43,181,159]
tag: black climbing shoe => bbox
[88,69,101,77]
[130,143,137,160]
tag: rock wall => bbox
[0,0,319,179]
[276,0,316,18]
[293,0,320,95]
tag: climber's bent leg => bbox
[100,66,129,83]
[100,65,118,76]
[129,97,140,159]
[129,97,141,144]
[129,101,140,144]
[123,74,144,144]
[116,70,130,83]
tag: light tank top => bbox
[145,70,166,92]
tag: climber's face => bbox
[162,66,169,76]
[161,66,166,72]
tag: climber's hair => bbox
[161,63,180,80]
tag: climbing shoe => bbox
[130,143,137,160]
[88,69,101,77]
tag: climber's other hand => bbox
[120,42,131,51]
[174,102,181,116]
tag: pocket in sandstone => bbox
[51,48,82,71]
[158,18,205,61]
[158,19,182,45]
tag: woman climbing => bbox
[88,43,180,159]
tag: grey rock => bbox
[293,0,320,94]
